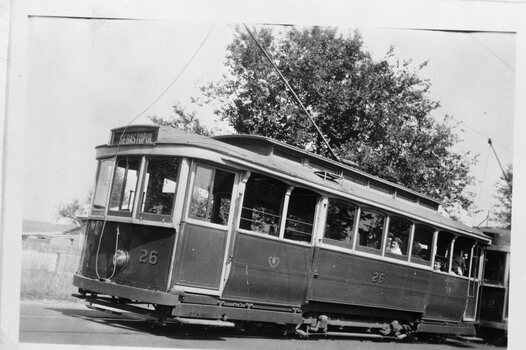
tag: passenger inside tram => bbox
[387,238,403,255]
[452,254,467,275]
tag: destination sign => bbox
[111,127,159,145]
[118,132,154,145]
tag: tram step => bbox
[449,335,485,342]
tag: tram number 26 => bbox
[139,249,158,265]
[371,272,386,284]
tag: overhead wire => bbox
[488,138,513,192]
[432,108,511,154]
[431,102,512,227]
[242,23,341,163]
[126,24,216,127]
[468,33,515,72]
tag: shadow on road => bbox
[47,306,505,348]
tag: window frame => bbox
[483,249,507,285]
[315,195,488,274]
[90,157,115,217]
[236,172,321,246]
[238,172,287,237]
[107,155,143,218]
[322,197,359,249]
[383,215,413,261]
[433,231,456,275]
[355,207,387,255]
[450,236,477,279]
[410,223,436,267]
[136,156,181,223]
[184,161,238,230]
[282,186,320,244]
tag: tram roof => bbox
[214,133,443,205]
[100,125,490,242]
[477,227,510,250]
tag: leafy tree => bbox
[492,165,512,228]
[56,191,92,226]
[150,103,212,136]
[197,25,477,215]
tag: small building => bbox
[22,219,84,254]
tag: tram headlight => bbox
[112,249,129,271]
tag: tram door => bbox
[171,163,236,290]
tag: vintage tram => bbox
[73,124,492,339]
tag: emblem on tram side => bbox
[268,255,280,268]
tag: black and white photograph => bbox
[1,0,525,349]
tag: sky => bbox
[23,18,515,227]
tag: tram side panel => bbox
[308,247,430,313]
[306,246,474,325]
[424,274,469,321]
[221,231,312,306]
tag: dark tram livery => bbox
[478,227,510,340]
[74,124,493,339]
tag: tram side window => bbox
[357,209,385,254]
[240,173,287,236]
[91,158,114,215]
[484,250,506,285]
[384,216,411,258]
[452,237,474,277]
[189,165,235,225]
[140,157,178,216]
[435,231,454,272]
[324,199,356,246]
[284,187,319,243]
[108,156,141,216]
[410,224,434,266]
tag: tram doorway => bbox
[171,163,236,291]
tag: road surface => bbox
[19,300,506,349]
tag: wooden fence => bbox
[21,250,80,274]
[21,234,84,300]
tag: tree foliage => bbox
[150,103,212,136]
[492,165,512,228]
[198,25,477,215]
[56,191,92,226]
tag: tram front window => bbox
[91,158,114,215]
[109,156,141,216]
[140,157,179,216]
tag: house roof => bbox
[22,220,77,234]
